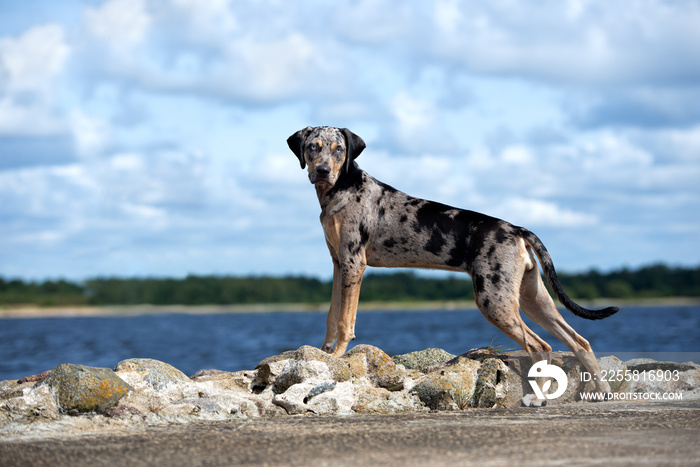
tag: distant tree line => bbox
[1,264,699,307]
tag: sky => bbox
[1,0,699,281]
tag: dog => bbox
[287,126,619,401]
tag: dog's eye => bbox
[335,147,343,154]
[310,144,317,151]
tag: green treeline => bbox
[1,263,699,307]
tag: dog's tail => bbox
[520,228,619,320]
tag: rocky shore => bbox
[2,344,699,441]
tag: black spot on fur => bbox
[359,222,370,245]
[474,276,485,294]
[424,229,446,255]
[482,298,491,309]
[378,207,385,218]
[495,229,508,244]
[491,274,501,286]
[399,215,408,223]
[383,238,397,248]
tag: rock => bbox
[2,347,699,434]
[273,381,355,415]
[471,357,511,408]
[344,345,406,391]
[275,360,333,393]
[624,359,700,396]
[292,346,353,382]
[411,375,462,410]
[599,356,628,393]
[38,363,132,414]
[255,346,352,394]
[392,348,456,371]
[115,358,189,390]
[191,370,256,392]
[255,350,297,385]
[412,357,480,410]
[190,369,229,378]
[0,384,59,422]
[353,386,426,414]
[626,359,698,373]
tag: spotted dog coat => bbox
[287,126,619,401]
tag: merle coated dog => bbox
[287,126,619,401]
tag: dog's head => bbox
[287,126,366,187]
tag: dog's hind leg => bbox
[474,271,555,406]
[476,291,553,363]
[518,249,611,397]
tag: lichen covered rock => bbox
[38,363,131,414]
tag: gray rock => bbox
[274,359,333,393]
[344,345,406,391]
[626,359,698,373]
[393,348,457,371]
[38,363,131,414]
[256,346,352,393]
[411,357,480,410]
[115,358,189,390]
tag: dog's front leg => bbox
[330,263,365,357]
[322,261,342,353]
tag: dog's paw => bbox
[521,394,547,407]
[321,343,334,353]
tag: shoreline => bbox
[1,297,699,319]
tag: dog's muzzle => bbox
[311,165,332,184]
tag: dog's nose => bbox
[316,165,331,176]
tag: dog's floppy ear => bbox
[341,128,366,172]
[287,126,312,169]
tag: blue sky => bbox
[1,0,699,281]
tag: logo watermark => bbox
[523,356,692,404]
[527,360,568,400]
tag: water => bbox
[1,305,699,381]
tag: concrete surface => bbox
[1,399,699,466]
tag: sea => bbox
[1,305,699,381]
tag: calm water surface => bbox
[1,305,698,381]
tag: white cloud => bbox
[0,24,69,93]
[2,0,700,279]
[500,145,533,165]
[428,0,700,86]
[70,111,112,157]
[85,0,151,53]
[496,198,598,228]
[0,24,70,135]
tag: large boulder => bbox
[38,363,131,414]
